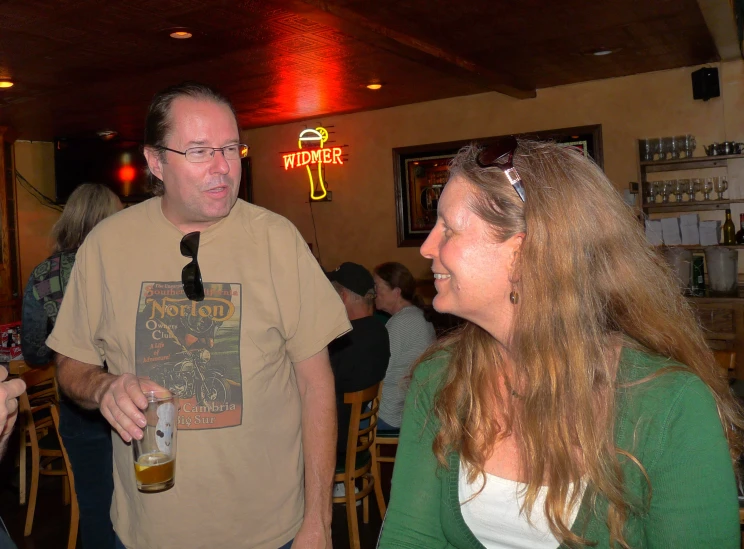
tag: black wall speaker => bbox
[691,67,720,101]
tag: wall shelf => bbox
[639,146,744,379]
[641,154,744,173]
[644,199,744,213]
[655,244,744,251]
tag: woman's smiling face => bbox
[420,175,523,342]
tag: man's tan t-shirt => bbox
[47,197,351,549]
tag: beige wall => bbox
[14,140,59,285]
[14,60,744,283]
[242,60,744,279]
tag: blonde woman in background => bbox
[22,183,122,549]
[379,140,741,548]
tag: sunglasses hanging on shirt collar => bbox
[180,231,204,302]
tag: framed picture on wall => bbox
[393,125,603,247]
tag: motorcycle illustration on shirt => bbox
[149,320,231,412]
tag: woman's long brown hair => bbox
[52,183,122,252]
[423,140,743,548]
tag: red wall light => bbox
[118,165,136,183]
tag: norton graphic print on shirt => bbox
[135,281,242,429]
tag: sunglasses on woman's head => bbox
[180,231,204,302]
[475,136,526,202]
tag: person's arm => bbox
[291,347,336,549]
[378,358,449,548]
[384,315,406,375]
[0,368,25,460]
[644,376,739,547]
[56,354,163,443]
[379,315,408,427]
[20,275,53,366]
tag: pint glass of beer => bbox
[132,389,177,493]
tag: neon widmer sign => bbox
[282,127,344,200]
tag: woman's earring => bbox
[509,289,519,305]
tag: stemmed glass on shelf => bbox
[661,180,674,203]
[715,177,728,200]
[702,177,714,201]
[687,178,700,202]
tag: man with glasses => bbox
[47,82,351,549]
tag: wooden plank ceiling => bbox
[0,0,719,140]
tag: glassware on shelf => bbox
[667,136,680,160]
[702,177,714,201]
[652,138,664,161]
[682,134,696,158]
[652,181,662,203]
[715,177,728,200]
[661,180,674,203]
[678,178,691,201]
[659,137,672,160]
[675,135,687,158]
[673,179,686,202]
[688,178,700,201]
[639,139,653,162]
[645,181,657,204]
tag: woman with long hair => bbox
[378,140,741,548]
[22,183,122,549]
[373,262,436,431]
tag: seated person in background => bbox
[379,140,741,548]
[327,262,390,455]
[373,262,436,431]
[21,183,122,549]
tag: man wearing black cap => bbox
[327,262,390,457]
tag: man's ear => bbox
[143,146,164,182]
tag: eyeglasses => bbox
[475,137,526,202]
[159,144,249,163]
[181,231,204,302]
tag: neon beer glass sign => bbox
[282,127,343,200]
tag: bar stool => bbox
[372,384,400,478]
[19,364,79,549]
[332,382,386,549]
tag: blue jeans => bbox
[116,536,294,548]
[377,416,398,431]
[59,399,115,549]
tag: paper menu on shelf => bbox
[660,217,682,245]
[645,220,663,245]
[699,220,721,246]
[679,214,700,245]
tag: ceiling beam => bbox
[697,0,741,60]
[272,0,536,99]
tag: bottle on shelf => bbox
[691,256,705,296]
[736,214,744,244]
[722,209,736,245]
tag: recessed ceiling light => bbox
[592,48,616,56]
[97,130,118,141]
[170,30,193,39]
[0,81,14,89]
[367,83,382,90]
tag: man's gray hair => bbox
[331,281,375,307]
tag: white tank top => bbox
[458,462,584,549]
